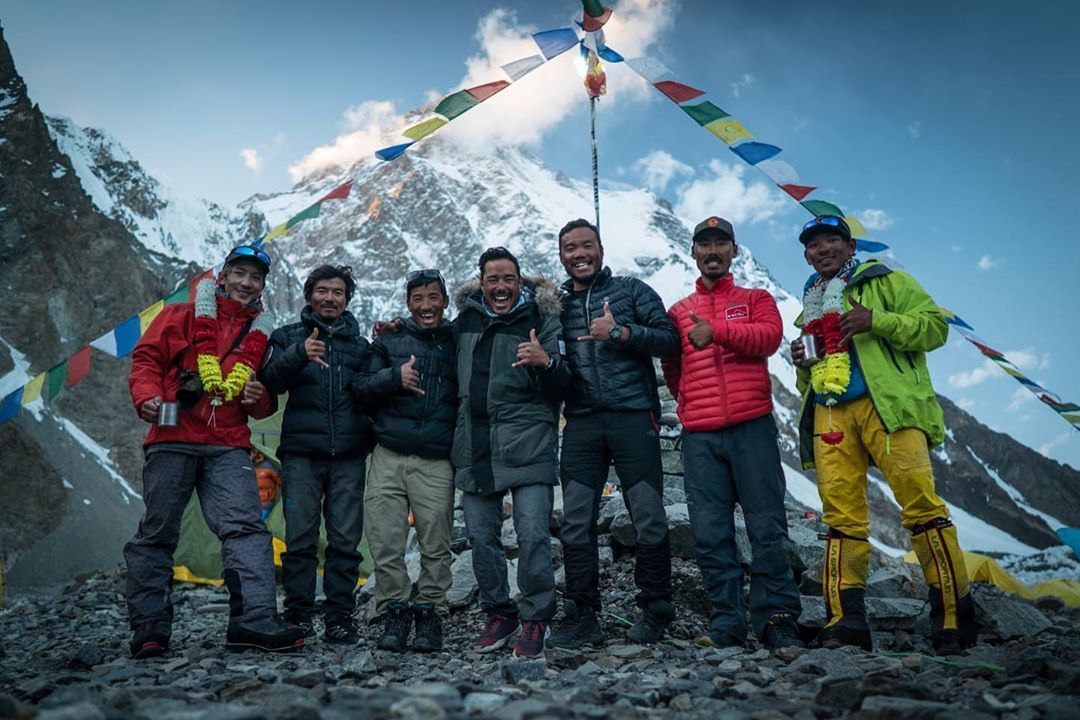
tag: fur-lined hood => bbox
[453,275,564,318]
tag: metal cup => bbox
[796,335,822,367]
[157,401,180,427]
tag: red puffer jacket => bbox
[129,296,276,448]
[662,275,781,431]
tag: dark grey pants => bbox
[682,414,802,641]
[281,453,365,620]
[560,410,672,611]
[124,448,276,628]
[462,483,556,622]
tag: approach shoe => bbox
[225,615,305,653]
[282,611,317,640]
[130,622,171,659]
[513,620,548,658]
[377,602,413,652]
[472,612,520,653]
[627,599,675,644]
[763,613,805,651]
[411,603,443,653]
[324,616,360,645]
[548,604,605,648]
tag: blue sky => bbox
[3,0,1078,468]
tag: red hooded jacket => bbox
[129,294,276,448]
[662,275,781,431]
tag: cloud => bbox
[673,159,789,226]
[288,0,675,180]
[908,121,922,139]
[856,208,895,231]
[1039,432,1073,459]
[240,148,262,173]
[289,100,399,182]
[634,150,692,192]
[977,254,1000,271]
[947,348,1051,389]
[1007,387,1035,412]
[950,244,963,252]
[731,73,755,98]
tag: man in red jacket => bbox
[662,217,803,650]
[125,245,304,658]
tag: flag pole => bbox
[590,95,600,232]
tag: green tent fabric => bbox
[172,397,373,584]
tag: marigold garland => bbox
[193,279,272,405]
[802,266,854,404]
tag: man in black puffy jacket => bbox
[549,219,680,648]
[263,265,372,645]
[353,269,457,653]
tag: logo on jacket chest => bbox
[725,303,749,321]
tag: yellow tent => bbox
[904,550,1080,607]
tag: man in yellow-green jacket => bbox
[791,215,976,654]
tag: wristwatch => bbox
[609,325,623,342]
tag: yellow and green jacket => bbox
[795,260,947,469]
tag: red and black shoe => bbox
[472,612,520,653]
[130,623,171,659]
[513,620,548,658]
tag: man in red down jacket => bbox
[662,216,804,651]
[125,245,304,658]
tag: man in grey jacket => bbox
[452,246,571,658]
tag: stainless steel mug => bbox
[157,401,180,427]
[796,335,823,366]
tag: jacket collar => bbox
[403,316,453,338]
[301,306,359,337]
[561,266,612,294]
[695,274,735,295]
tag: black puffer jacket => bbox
[263,307,373,458]
[561,267,679,416]
[353,319,457,460]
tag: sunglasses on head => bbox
[406,268,444,285]
[802,215,848,233]
[229,245,272,268]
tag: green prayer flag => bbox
[583,0,605,17]
[680,101,729,127]
[46,361,68,401]
[164,284,189,305]
[802,200,845,218]
[286,203,321,229]
[434,91,478,120]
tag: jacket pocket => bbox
[492,407,556,468]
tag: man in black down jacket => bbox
[353,269,457,653]
[263,265,372,645]
[549,219,680,648]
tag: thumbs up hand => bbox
[840,299,873,345]
[400,354,425,395]
[687,311,714,350]
[304,328,329,367]
[512,328,551,368]
[578,301,621,342]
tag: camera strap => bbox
[221,318,255,361]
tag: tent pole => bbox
[590,95,600,232]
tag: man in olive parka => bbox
[452,246,571,658]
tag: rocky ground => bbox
[2,526,1078,720]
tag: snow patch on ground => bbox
[56,417,141,503]
[966,446,1065,530]
[999,545,1080,584]
[783,462,821,511]
[0,334,32,396]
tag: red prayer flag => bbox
[653,80,705,104]
[466,81,510,103]
[187,268,214,297]
[67,346,92,386]
[780,184,817,202]
[318,180,353,203]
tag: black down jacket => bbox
[560,267,679,416]
[353,318,457,460]
[263,307,373,458]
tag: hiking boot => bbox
[627,599,675,644]
[411,603,443,653]
[225,615,305,653]
[763,613,805,651]
[377,602,413,652]
[324,616,360,645]
[705,629,746,649]
[282,611,317,640]
[130,622,171,659]
[472,612,520,653]
[548,604,605,648]
[513,620,548,658]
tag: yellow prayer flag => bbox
[22,373,45,405]
[403,117,448,141]
[1062,413,1080,424]
[262,222,288,245]
[139,300,165,334]
[844,216,868,238]
[1001,365,1024,379]
[704,118,753,144]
